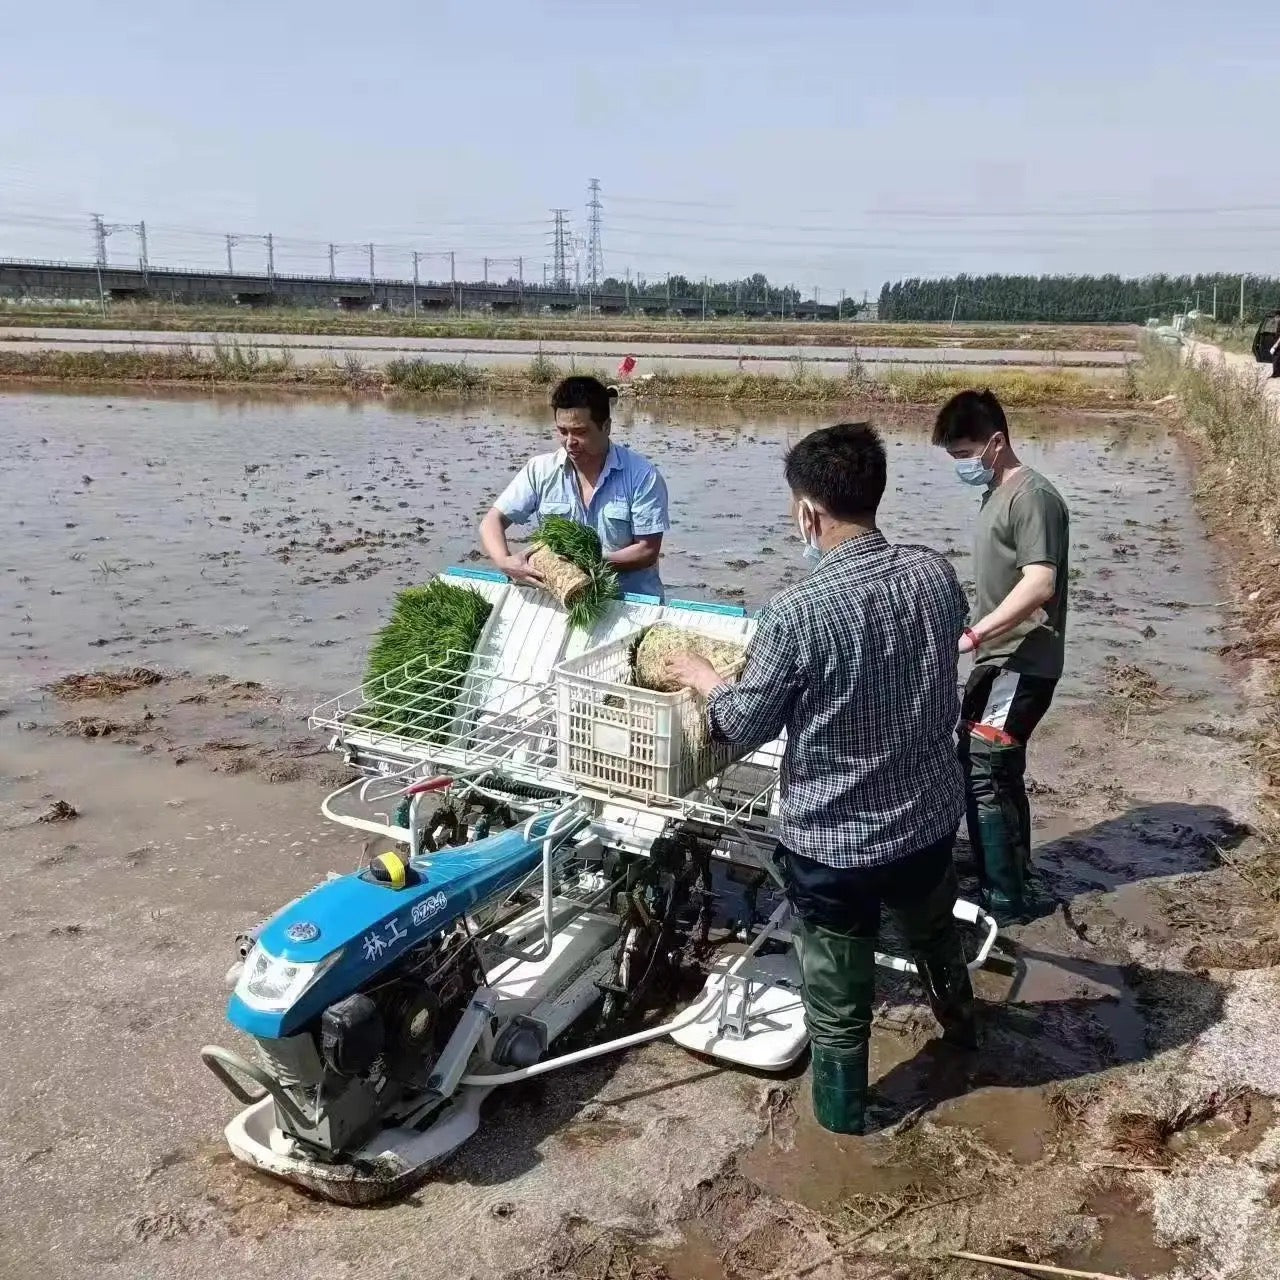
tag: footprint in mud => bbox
[554,1116,644,1151]
[130,1207,210,1243]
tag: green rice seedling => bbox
[362,580,492,741]
[528,515,620,630]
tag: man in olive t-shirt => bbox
[934,390,1070,924]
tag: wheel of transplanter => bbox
[599,875,689,1027]
[599,923,645,1027]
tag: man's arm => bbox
[963,565,1055,650]
[668,606,801,748]
[606,533,663,571]
[963,487,1065,652]
[479,463,545,587]
[605,466,669,573]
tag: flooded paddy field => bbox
[1,389,1277,1280]
[0,389,1220,704]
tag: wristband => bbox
[963,627,981,650]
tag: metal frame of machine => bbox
[202,569,998,1203]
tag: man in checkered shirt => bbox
[667,422,976,1136]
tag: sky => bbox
[3,0,1279,297]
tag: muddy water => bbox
[1,389,1225,711]
[0,387,1269,1280]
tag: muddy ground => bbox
[2,390,1278,1280]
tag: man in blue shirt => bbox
[479,376,671,600]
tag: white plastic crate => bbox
[554,631,748,802]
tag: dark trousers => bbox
[776,835,975,1055]
[958,663,1057,919]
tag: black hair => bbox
[932,389,1010,447]
[551,375,612,427]
[783,422,886,522]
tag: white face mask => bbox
[954,438,997,487]
[796,499,823,565]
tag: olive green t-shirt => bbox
[973,468,1070,679]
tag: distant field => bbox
[0,344,1132,408]
[0,302,1140,352]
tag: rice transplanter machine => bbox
[201,569,997,1203]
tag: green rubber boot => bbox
[809,1042,869,1135]
[976,810,1025,925]
[964,735,1030,926]
[794,922,875,1135]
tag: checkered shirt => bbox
[707,530,967,868]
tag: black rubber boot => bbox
[809,1042,869,1135]
[964,734,1030,926]
[914,951,978,1050]
[892,857,980,1050]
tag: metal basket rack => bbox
[311,649,559,782]
[311,651,785,831]
[311,568,785,832]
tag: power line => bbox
[91,213,148,279]
[6,198,1277,305]
[611,194,733,209]
[869,201,1280,219]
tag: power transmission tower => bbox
[550,209,570,288]
[585,178,603,288]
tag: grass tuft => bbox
[383,358,487,392]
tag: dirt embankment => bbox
[0,307,1141,351]
[0,345,1128,408]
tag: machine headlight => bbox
[235,944,345,1013]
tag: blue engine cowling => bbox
[228,811,575,1040]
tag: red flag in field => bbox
[618,355,637,377]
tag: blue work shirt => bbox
[494,443,670,599]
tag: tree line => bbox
[877,273,1280,324]
[598,273,806,307]
[492,271,823,308]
